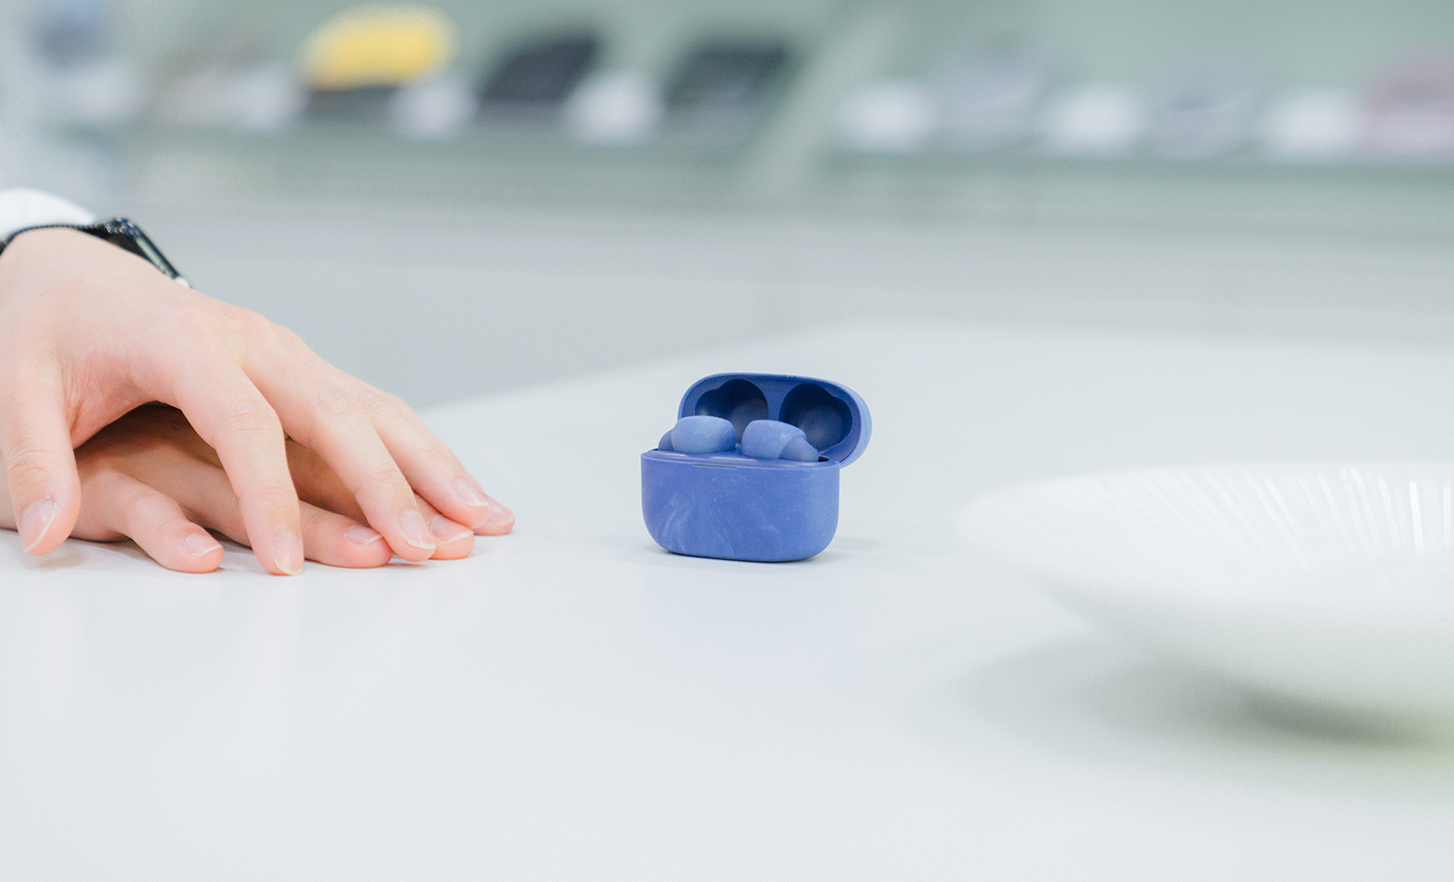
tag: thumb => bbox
[0,369,81,555]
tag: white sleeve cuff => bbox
[0,188,97,242]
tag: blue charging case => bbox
[641,373,871,562]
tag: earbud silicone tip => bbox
[780,436,820,462]
[658,430,675,452]
[668,415,737,454]
[741,419,818,461]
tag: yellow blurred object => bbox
[300,5,459,90]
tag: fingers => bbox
[177,482,394,570]
[0,357,81,554]
[168,364,303,575]
[295,502,396,569]
[207,314,508,540]
[249,336,508,543]
[288,442,473,560]
[415,494,474,560]
[83,444,392,569]
[78,469,223,574]
[355,382,514,535]
[81,469,394,572]
[251,372,437,562]
[108,432,395,570]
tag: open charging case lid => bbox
[643,372,871,561]
[677,373,871,465]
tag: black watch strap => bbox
[0,218,189,287]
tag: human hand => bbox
[0,228,512,574]
[0,404,479,571]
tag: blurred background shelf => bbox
[6,0,1454,407]
[113,121,1454,240]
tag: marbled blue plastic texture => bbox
[667,415,737,453]
[642,374,870,562]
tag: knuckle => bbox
[414,444,454,473]
[225,307,275,341]
[314,385,359,420]
[273,324,309,351]
[170,306,226,342]
[221,396,281,435]
[368,464,407,492]
[123,486,165,522]
[104,478,170,530]
[249,483,298,510]
[4,439,57,491]
[356,384,407,417]
[156,308,230,360]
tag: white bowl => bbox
[957,464,1454,722]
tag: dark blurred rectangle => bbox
[666,39,790,113]
[663,38,792,143]
[479,33,599,110]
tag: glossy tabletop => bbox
[5,321,1454,879]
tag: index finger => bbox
[169,363,304,575]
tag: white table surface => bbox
[5,320,1454,880]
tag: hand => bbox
[0,404,478,572]
[0,228,512,574]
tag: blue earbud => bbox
[741,420,819,462]
[659,415,737,454]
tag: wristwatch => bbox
[0,218,189,287]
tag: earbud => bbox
[741,420,819,462]
[659,415,737,454]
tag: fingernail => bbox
[483,503,515,530]
[399,510,436,551]
[454,478,488,508]
[271,532,304,576]
[184,532,222,557]
[430,515,472,543]
[346,525,383,546]
[18,497,58,553]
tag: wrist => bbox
[0,219,189,288]
[0,188,95,242]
